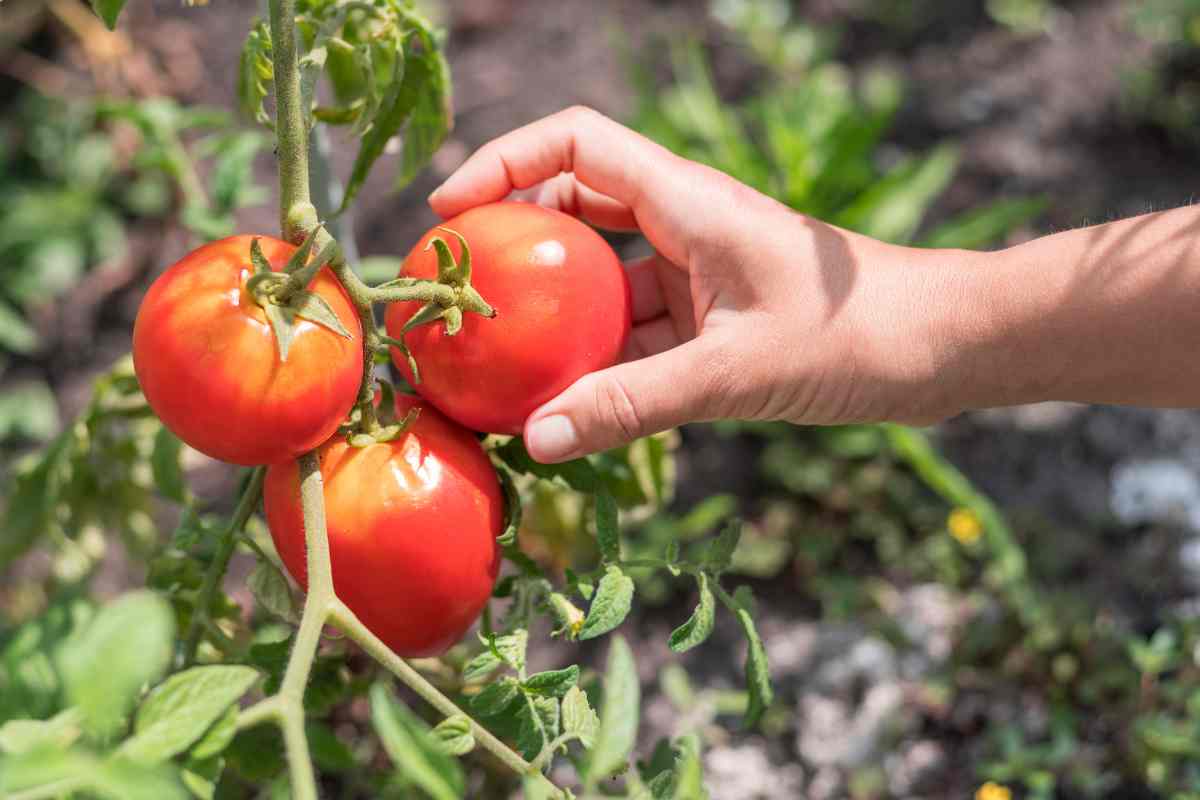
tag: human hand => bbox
[429,107,984,462]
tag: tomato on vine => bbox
[385,201,632,435]
[133,235,363,466]
[263,393,503,657]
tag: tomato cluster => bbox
[133,203,631,656]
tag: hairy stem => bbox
[269,0,312,241]
[180,467,266,666]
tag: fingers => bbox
[530,174,639,232]
[428,106,723,266]
[523,338,721,462]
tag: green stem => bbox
[180,467,266,666]
[328,599,563,795]
[269,0,313,242]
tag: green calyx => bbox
[245,234,352,362]
[378,227,496,384]
[342,378,420,446]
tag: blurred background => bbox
[5,0,1200,798]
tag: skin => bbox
[133,235,362,466]
[263,394,503,658]
[425,106,1200,463]
[385,202,632,435]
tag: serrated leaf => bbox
[560,686,599,748]
[0,709,83,755]
[120,665,259,763]
[287,290,352,339]
[89,0,127,29]
[431,715,474,756]
[340,37,423,211]
[516,693,559,760]
[595,491,620,562]
[668,573,715,653]
[55,591,175,740]
[578,566,634,641]
[524,665,580,698]
[369,683,464,800]
[587,635,639,781]
[469,677,520,717]
[494,437,602,493]
[395,47,452,190]
[151,427,187,503]
[190,705,238,761]
[462,649,502,683]
[727,586,773,728]
[704,521,742,572]
[490,630,528,673]
[237,23,272,126]
[248,559,298,623]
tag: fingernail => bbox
[526,415,579,462]
[427,184,446,205]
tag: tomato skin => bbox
[385,202,632,434]
[133,235,363,466]
[263,395,502,657]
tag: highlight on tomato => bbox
[385,201,632,435]
[133,235,363,466]
[263,393,503,657]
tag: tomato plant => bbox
[133,235,363,466]
[263,393,502,657]
[386,202,633,434]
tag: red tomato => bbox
[263,394,503,657]
[133,235,362,466]
[384,202,632,434]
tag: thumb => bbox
[523,339,720,463]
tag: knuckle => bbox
[591,373,644,445]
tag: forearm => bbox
[956,205,1200,409]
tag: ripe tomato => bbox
[384,202,632,434]
[263,394,503,657]
[133,235,362,466]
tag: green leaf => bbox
[462,649,502,683]
[394,47,452,191]
[89,0,127,29]
[496,467,522,548]
[524,665,580,698]
[248,559,298,623]
[306,721,355,772]
[93,757,190,800]
[516,693,559,760]
[224,726,284,782]
[0,709,83,755]
[494,437,603,493]
[560,685,600,749]
[237,21,273,126]
[190,705,238,761]
[431,715,475,756]
[668,573,715,653]
[578,566,635,641]
[0,747,95,794]
[120,666,259,763]
[369,682,465,800]
[0,299,38,354]
[595,492,620,562]
[670,734,708,800]
[151,427,187,504]
[587,635,639,781]
[469,677,521,717]
[55,591,175,740]
[0,380,59,442]
[180,756,223,800]
[703,520,742,572]
[725,586,773,728]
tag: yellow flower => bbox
[948,507,983,545]
[975,781,1012,800]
